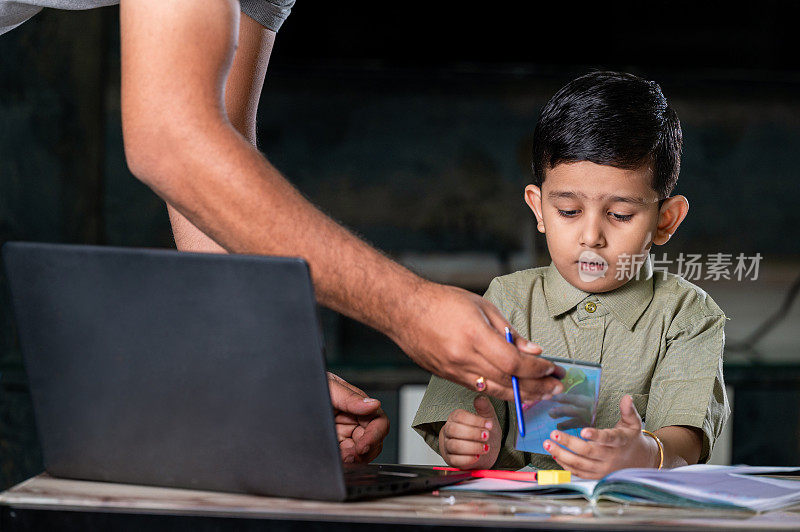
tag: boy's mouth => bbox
[577,252,608,281]
[578,261,606,272]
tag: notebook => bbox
[444,464,800,511]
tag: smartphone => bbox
[515,356,602,454]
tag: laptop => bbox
[2,242,472,501]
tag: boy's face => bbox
[525,161,688,293]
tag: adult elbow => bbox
[123,121,181,191]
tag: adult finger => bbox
[468,373,563,403]
[335,421,356,442]
[328,372,371,397]
[549,362,567,380]
[356,442,383,464]
[355,410,390,457]
[471,330,561,388]
[504,325,543,356]
[476,303,557,380]
[502,327,565,380]
[334,412,359,425]
[339,438,357,463]
[515,374,565,402]
[328,377,382,416]
[460,374,514,402]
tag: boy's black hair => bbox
[531,71,682,199]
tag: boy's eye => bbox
[557,209,579,217]
[609,212,633,222]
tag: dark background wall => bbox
[1,1,799,488]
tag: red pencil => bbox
[433,467,537,482]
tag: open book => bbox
[443,464,800,512]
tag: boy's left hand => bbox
[543,394,657,479]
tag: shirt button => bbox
[585,301,597,313]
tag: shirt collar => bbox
[543,255,655,331]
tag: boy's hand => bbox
[439,396,502,469]
[542,395,658,479]
[547,393,595,430]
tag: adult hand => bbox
[327,373,389,463]
[392,283,565,403]
[543,395,657,479]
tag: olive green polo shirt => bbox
[412,258,730,470]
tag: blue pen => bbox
[505,327,525,437]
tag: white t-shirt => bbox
[0,0,295,36]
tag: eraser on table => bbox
[537,470,571,485]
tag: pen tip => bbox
[504,326,510,333]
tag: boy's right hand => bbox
[439,396,502,469]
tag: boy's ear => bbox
[653,195,689,245]
[524,185,546,233]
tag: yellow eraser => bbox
[537,470,571,485]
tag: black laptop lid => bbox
[3,242,347,501]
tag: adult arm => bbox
[163,11,386,463]
[119,0,563,402]
[166,12,268,253]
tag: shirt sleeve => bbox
[645,312,730,462]
[239,0,295,31]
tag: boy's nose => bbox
[579,218,606,248]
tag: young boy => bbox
[412,71,729,479]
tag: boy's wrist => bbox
[639,430,663,469]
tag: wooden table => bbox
[2,474,800,531]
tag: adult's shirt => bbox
[0,0,295,35]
